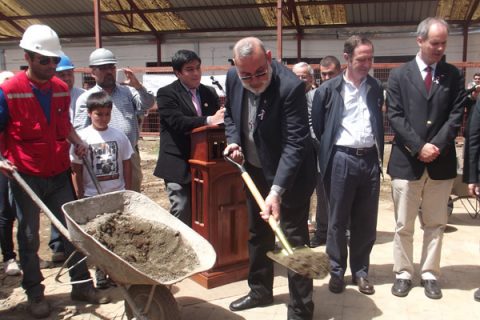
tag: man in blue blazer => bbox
[155,50,224,226]
[223,37,316,320]
[387,17,466,300]
[312,36,384,296]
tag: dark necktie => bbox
[424,66,432,93]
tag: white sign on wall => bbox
[143,74,226,97]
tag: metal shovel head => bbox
[266,245,330,279]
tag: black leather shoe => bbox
[229,294,273,311]
[309,235,326,248]
[391,279,412,297]
[421,279,442,299]
[353,277,375,295]
[474,288,480,302]
[328,276,345,294]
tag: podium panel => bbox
[189,125,249,288]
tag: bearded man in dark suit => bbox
[223,37,316,320]
[155,50,224,226]
[387,17,467,300]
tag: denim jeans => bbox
[0,173,16,262]
[10,170,92,299]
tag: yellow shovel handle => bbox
[240,172,294,255]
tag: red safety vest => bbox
[1,71,71,177]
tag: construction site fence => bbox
[75,62,480,140]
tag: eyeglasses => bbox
[38,56,61,65]
[239,64,269,81]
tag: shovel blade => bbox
[267,246,330,279]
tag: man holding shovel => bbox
[0,24,109,318]
[223,37,316,320]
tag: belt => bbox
[334,145,376,157]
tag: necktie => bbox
[424,66,432,93]
[190,88,202,116]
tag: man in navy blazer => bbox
[387,17,466,300]
[312,36,384,296]
[154,50,224,226]
[223,37,316,320]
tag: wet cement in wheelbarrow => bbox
[83,210,199,283]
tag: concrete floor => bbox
[174,197,480,320]
[1,187,480,319]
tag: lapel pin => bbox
[258,109,266,121]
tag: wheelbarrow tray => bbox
[61,190,216,286]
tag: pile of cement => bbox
[83,210,199,282]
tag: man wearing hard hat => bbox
[45,54,87,266]
[73,48,155,193]
[56,54,86,120]
[0,24,109,318]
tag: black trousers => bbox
[323,148,380,280]
[244,163,313,320]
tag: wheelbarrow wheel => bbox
[124,285,180,320]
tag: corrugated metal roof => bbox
[0,0,479,42]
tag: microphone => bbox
[210,75,224,93]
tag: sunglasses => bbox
[239,63,269,81]
[38,56,61,65]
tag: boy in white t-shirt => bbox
[70,90,134,288]
[71,91,134,197]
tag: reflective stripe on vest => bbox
[53,92,69,98]
[6,93,35,99]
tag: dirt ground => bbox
[0,137,394,319]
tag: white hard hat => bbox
[89,48,118,66]
[19,24,63,57]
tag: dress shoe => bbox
[229,294,273,311]
[309,235,326,248]
[474,288,480,302]
[391,279,412,297]
[421,279,442,299]
[328,276,345,294]
[353,277,375,295]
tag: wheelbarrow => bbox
[11,166,216,320]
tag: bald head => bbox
[233,37,267,61]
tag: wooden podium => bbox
[188,125,249,289]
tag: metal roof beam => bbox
[465,0,480,26]
[0,0,437,21]
[0,12,24,34]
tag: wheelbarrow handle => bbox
[0,160,72,241]
[224,155,294,255]
[82,155,103,194]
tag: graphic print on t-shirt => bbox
[88,141,120,181]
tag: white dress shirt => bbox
[335,74,374,148]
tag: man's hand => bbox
[208,107,225,125]
[472,85,480,99]
[74,142,89,158]
[468,183,480,198]
[223,143,244,164]
[0,158,16,178]
[122,68,142,90]
[417,143,440,163]
[261,191,281,222]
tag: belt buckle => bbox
[356,148,365,156]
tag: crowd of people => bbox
[0,16,480,319]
